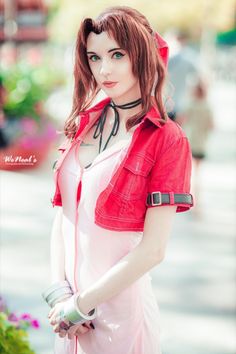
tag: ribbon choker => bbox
[93,98,142,154]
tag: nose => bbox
[99,59,112,77]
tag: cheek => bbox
[89,62,100,82]
[119,61,136,81]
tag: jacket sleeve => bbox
[147,137,194,212]
[51,138,71,207]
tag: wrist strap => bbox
[42,280,73,308]
[63,293,97,324]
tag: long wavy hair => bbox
[64,6,168,139]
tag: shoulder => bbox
[155,117,188,152]
[162,117,187,138]
[151,119,191,164]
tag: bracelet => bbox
[46,288,73,308]
[61,293,97,325]
[42,280,73,308]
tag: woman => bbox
[44,6,193,354]
[176,80,214,215]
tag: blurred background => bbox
[0,0,235,353]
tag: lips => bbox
[102,81,118,88]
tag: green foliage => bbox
[1,61,65,121]
[0,313,35,354]
[216,28,236,45]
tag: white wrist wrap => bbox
[63,293,97,324]
[42,280,73,308]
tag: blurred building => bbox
[0,0,48,43]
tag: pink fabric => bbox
[154,32,169,67]
[55,137,162,354]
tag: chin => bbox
[107,90,130,101]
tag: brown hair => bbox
[64,6,168,139]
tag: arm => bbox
[78,205,177,314]
[50,207,65,283]
[48,208,93,337]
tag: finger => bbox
[77,325,89,334]
[67,326,80,340]
[59,321,70,331]
[52,319,69,333]
[49,314,59,326]
[48,306,56,318]
[82,323,90,329]
[53,323,61,333]
[48,305,56,317]
[75,328,89,336]
[59,329,67,338]
[49,316,56,326]
[68,332,75,340]
[74,329,81,336]
[67,324,79,337]
[69,324,89,337]
[50,311,64,326]
[82,321,95,330]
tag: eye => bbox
[112,51,125,59]
[89,55,100,62]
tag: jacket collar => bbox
[143,105,163,128]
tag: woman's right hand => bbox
[59,321,95,339]
[48,298,94,339]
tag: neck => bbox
[117,104,142,123]
[110,97,142,123]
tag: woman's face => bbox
[86,31,140,104]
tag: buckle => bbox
[151,191,162,206]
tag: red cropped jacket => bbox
[51,97,194,231]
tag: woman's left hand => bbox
[48,301,94,338]
[62,322,93,339]
[48,301,70,334]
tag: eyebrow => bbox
[86,47,123,55]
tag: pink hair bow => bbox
[154,31,169,67]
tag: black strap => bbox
[111,98,142,110]
[146,192,193,206]
[93,103,120,154]
[93,98,142,154]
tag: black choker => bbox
[93,98,142,154]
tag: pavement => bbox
[0,80,235,354]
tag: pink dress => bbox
[54,136,162,354]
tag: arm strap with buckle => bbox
[146,191,193,206]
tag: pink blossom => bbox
[31,319,40,329]
[8,312,19,322]
[19,313,32,320]
[0,296,7,312]
[20,117,38,135]
[42,123,57,140]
